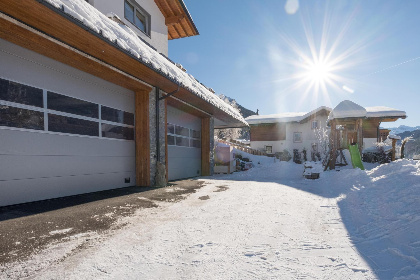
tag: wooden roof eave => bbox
[0,0,241,127]
[154,0,199,40]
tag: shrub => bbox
[293,149,302,164]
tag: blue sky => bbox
[169,0,420,128]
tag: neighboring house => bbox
[0,0,247,206]
[246,101,407,158]
[328,101,407,151]
[363,106,407,148]
[245,106,332,155]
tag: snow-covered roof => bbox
[366,106,407,118]
[42,0,246,126]
[328,101,407,121]
[328,100,366,121]
[245,106,331,125]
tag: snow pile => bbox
[366,106,407,119]
[41,0,246,125]
[246,106,331,124]
[338,159,420,279]
[328,100,366,120]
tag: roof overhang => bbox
[0,0,244,128]
[154,0,199,40]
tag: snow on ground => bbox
[2,157,419,279]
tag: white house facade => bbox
[246,107,331,156]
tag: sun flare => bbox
[306,61,332,83]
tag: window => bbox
[0,77,135,140]
[101,106,134,126]
[48,114,99,136]
[167,123,201,148]
[102,124,134,140]
[176,136,189,147]
[48,91,98,118]
[124,0,150,35]
[0,78,43,107]
[293,132,302,143]
[0,106,44,130]
[265,146,273,154]
[175,125,189,137]
[311,120,318,129]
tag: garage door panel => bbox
[1,129,134,157]
[167,105,202,181]
[0,171,135,206]
[1,154,135,181]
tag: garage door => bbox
[167,105,201,181]
[0,40,136,206]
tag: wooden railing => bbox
[216,139,267,156]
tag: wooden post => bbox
[329,120,337,170]
[357,119,363,154]
[135,89,150,186]
[392,139,397,161]
[201,118,211,176]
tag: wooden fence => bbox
[216,139,267,156]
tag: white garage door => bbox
[167,105,201,181]
[0,40,136,206]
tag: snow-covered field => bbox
[2,155,419,279]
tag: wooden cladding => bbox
[154,0,199,40]
[250,123,286,141]
[363,119,380,139]
[201,118,211,176]
[135,90,150,186]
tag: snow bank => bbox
[41,0,246,125]
[338,159,420,279]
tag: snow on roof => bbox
[388,134,401,140]
[366,106,407,118]
[245,106,331,124]
[42,0,246,125]
[328,100,366,120]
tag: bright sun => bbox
[306,60,332,83]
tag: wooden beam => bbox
[165,99,168,182]
[165,15,184,26]
[135,90,151,186]
[0,12,151,92]
[201,118,211,176]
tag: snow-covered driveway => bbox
[19,161,382,280]
[3,158,420,279]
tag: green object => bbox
[348,144,365,170]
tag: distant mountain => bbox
[396,129,420,158]
[218,94,256,118]
[387,125,420,135]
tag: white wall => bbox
[250,116,329,155]
[0,39,137,206]
[363,138,378,150]
[167,105,201,181]
[93,0,168,56]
